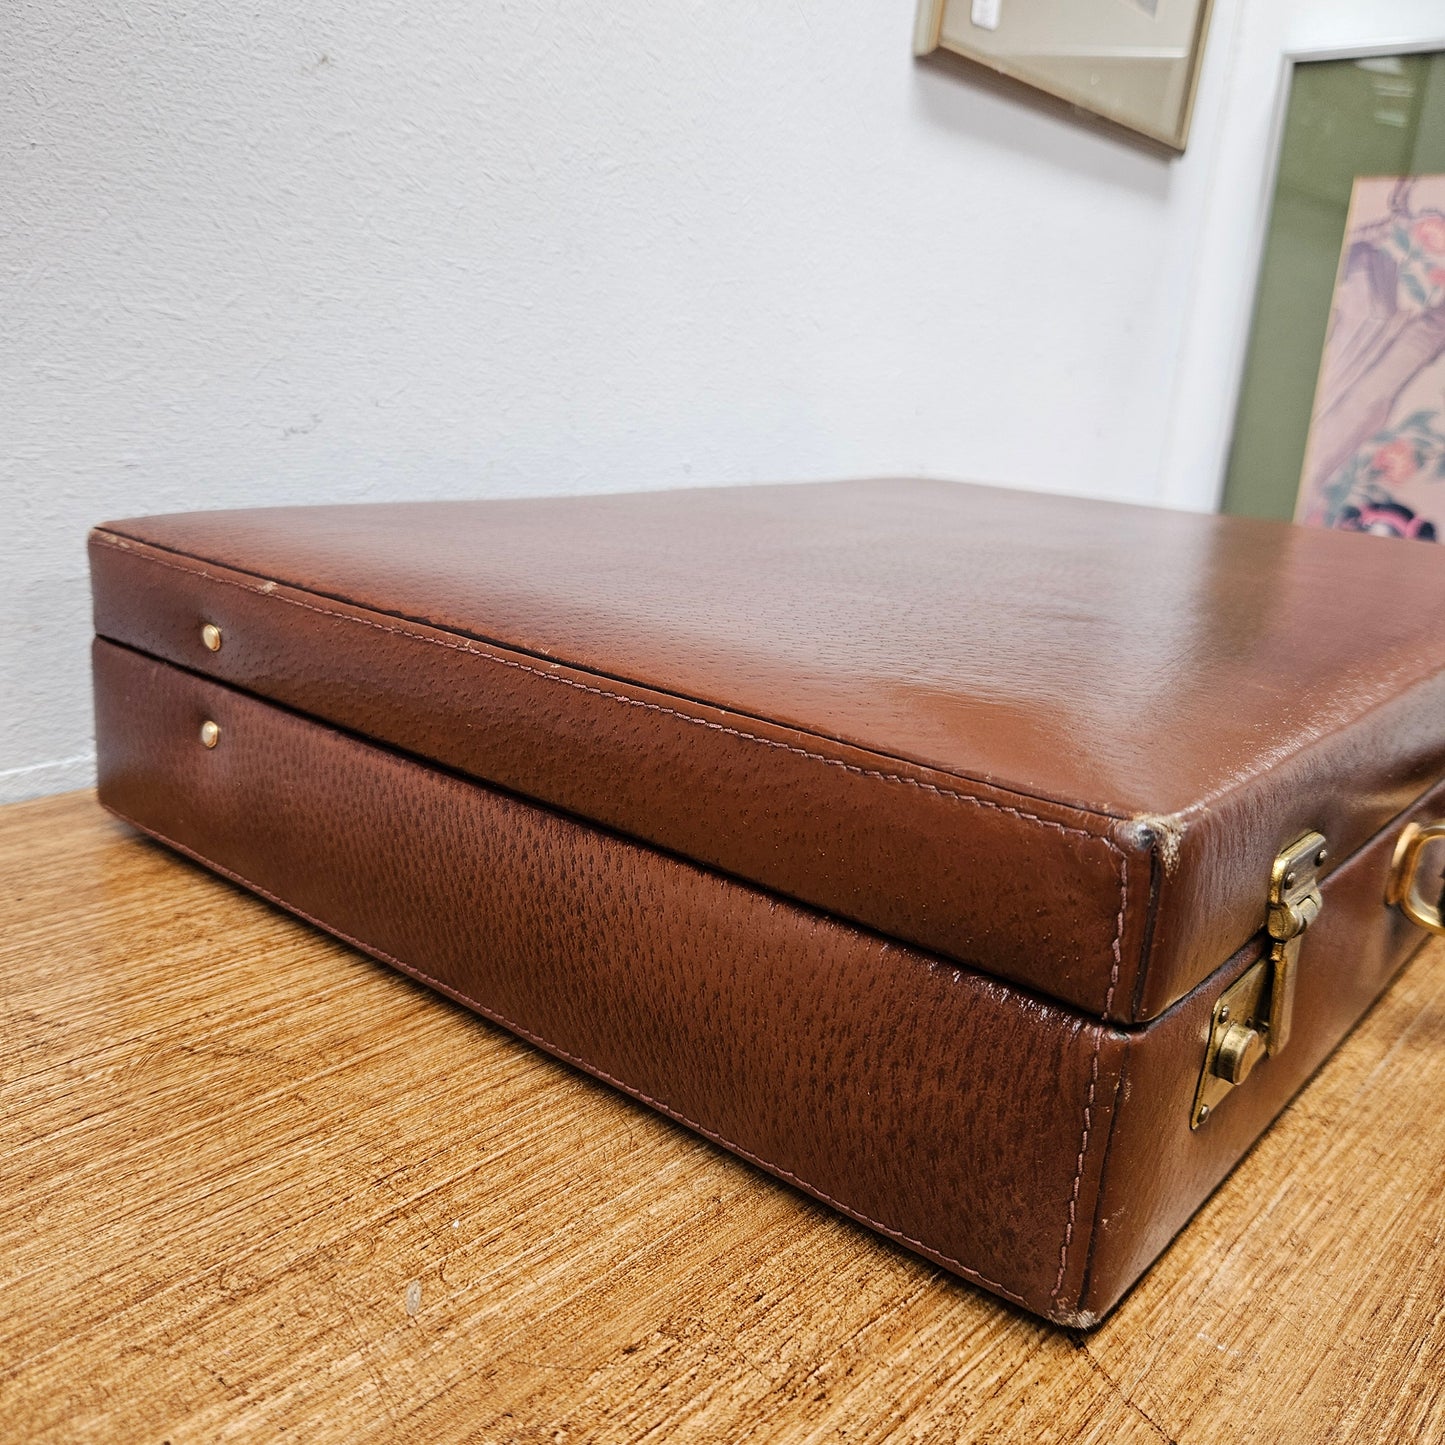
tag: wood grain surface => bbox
[3,791,1444,1443]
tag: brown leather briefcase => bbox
[88,478,1445,1325]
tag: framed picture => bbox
[1221,43,1445,537]
[913,0,1214,153]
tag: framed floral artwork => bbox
[1222,44,1445,539]
[913,0,1214,152]
[1296,177,1445,540]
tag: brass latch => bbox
[1191,831,1327,1128]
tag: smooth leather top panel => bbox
[93,479,1445,1019]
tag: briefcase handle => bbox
[1387,822,1445,934]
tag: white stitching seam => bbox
[94,529,1133,1313]
[1050,855,1126,1307]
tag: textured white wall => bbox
[4,0,1293,800]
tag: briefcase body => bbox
[88,479,1445,1324]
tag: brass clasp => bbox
[1262,831,1328,1056]
[1191,831,1327,1129]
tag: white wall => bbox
[0,0,1333,800]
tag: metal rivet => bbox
[1198,1105,1210,1123]
[1315,848,1328,866]
[199,719,221,749]
[1284,870,1296,887]
[201,623,222,652]
[1219,1006,1230,1023]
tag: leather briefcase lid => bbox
[91,479,1445,1022]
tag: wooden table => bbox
[4,791,1444,1443]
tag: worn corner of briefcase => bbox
[1116,811,1188,875]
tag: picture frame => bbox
[913,0,1214,153]
[1220,40,1445,531]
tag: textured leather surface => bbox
[90,480,1445,1021]
[92,639,1127,1321]
[91,640,1438,1324]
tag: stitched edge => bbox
[107,805,1038,1313]
[1050,852,1128,1308]
[91,530,1128,848]
[96,530,1139,1311]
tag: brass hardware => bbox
[1193,962,1268,1127]
[1214,1021,1265,1084]
[1192,830,1327,1128]
[199,720,221,749]
[201,623,223,652]
[1263,830,1326,1056]
[1387,821,1445,936]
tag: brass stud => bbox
[1212,1022,1266,1086]
[199,719,221,749]
[201,623,223,652]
